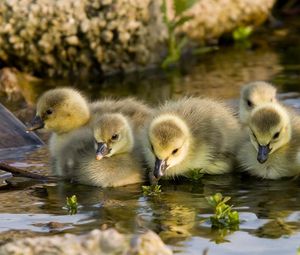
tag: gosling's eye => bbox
[273,132,280,139]
[172,148,179,155]
[247,100,253,108]
[46,109,53,115]
[111,134,119,141]
[251,131,257,140]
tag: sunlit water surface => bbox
[0,18,300,255]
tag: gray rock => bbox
[0,229,173,255]
[0,0,275,77]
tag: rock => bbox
[128,230,173,255]
[0,229,173,255]
[0,0,166,77]
[0,0,275,77]
[177,0,276,42]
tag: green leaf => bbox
[66,195,78,215]
[161,0,169,26]
[174,0,198,16]
[213,193,223,204]
[232,26,253,41]
[142,185,162,196]
[193,46,219,55]
[222,196,232,204]
[205,193,240,230]
[171,15,193,31]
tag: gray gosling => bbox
[26,88,91,175]
[239,81,277,124]
[143,97,242,180]
[27,88,152,176]
[93,113,134,160]
[67,113,144,187]
[237,102,300,179]
[89,97,153,132]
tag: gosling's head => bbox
[93,113,134,160]
[248,103,291,164]
[27,88,90,134]
[240,81,277,124]
[147,114,191,179]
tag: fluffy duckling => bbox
[239,81,277,124]
[27,88,90,134]
[74,150,144,187]
[93,113,134,160]
[89,97,153,132]
[62,114,144,187]
[143,97,242,179]
[237,103,300,179]
[27,88,152,175]
[26,88,91,175]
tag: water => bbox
[0,18,300,254]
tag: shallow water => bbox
[0,18,300,254]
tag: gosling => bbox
[26,88,91,174]
[93,113,134,160]
[239,81,277,124]
[64,114,144,187]
[89,97,153,131]
[74,150,144,187]
[237,103,300,179]
[143,97,242,179]
[27,88,152,175]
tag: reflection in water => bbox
[0,162,300,254]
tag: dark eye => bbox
[111,134,119,141]
[150,144,154,152]
[46,109,53,115]
[247,100,253,108]
[273,132,280,139]
[172,148,179,155]
[251,131,257,140]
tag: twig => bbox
[0,162,57,181]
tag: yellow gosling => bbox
[237,103,300,179]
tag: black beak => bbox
[96,142,110,160]
[26,115,44,132]
[153,157,168,179]
[257,145,270,164]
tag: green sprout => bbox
[232,26,253,41]
[187,168,204,181]
[66,195,78,215]
[206,193,239,230]
[142,185,162,196]
[161,0,198,68]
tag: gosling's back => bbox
[159,97,241,155]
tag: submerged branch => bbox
[0,162,57,181]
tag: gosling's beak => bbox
[153,157,168,179]
[26,115,44,132]
[96,142,110,160]
[257,145,270,164]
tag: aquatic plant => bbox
[206,193,239,230]
[66,195,78,215]
[142,185,162,196]
[232,26,253,41]
[161,0,198,68]
[187,168,204,181]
